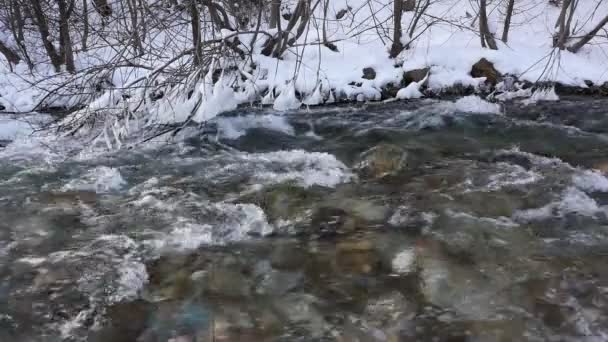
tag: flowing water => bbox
[2,96,608,341]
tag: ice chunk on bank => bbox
[273,82,302,111]
[193,73,239,123]
[396,82,424,99]
[523,87,559,105]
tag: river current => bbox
[2,96,608,341]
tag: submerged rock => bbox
[205,268,251,298]
[241,182,324,226]
[336,239,382,274]
[269,242,309,270]
[364,291,415,325]
[255,269,303,295]
[354,144,409,179]
[310,207,359,237]
[89,300,152,342]
[274,293,327,338]
[594,161,608,174]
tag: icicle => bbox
[111,120,122,149]
[103,126,113,150]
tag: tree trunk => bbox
[554,0,575,49]
[408,0,430,40]
[501,0,515,43]
[479,0,498,50]
[30,0,64,72]
[83,0,89,51]
[138,0,147,43]
[567,14,608,53]
[93,0,112,17]
[0,39,21,70]
[270,0,281,29]
[126,0,144,56]
[190,0,202,66]
[57,0,76,73]
[389,0,404,58]
[8,0,33,69]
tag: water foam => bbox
[216,114,295,139]
[62,166,126,193]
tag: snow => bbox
[193,73,239,123]
[1,0,608,140]
[396,81,424,99]
[302,85,325,106]
[273,82,302,111]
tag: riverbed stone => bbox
[354,144,409,179]
[336,239,382,274]
[310,206,359,237]
[256,269,303,295]
[274,293,327,338]
[205,268,251,298]
[364,291,415,324]
[89,300,152,342]
[594,161,608,174]
[270,243,308,270]
[452,191,521,218]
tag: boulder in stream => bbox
[354,144,409,179]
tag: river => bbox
[1,96,608,341]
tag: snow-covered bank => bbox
[0,0,607,141]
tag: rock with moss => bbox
[354,144,409,179]
[471,58,502,85]
[241,181,326,225]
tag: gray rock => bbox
[402,67,430,87]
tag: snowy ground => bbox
[0,0,607,137]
